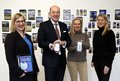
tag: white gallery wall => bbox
[0,0,120,81]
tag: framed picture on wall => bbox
[26,21,32,32]
[108,21,111,28]
[80,9,83,16]
[4,9,11,20]
[33,43,37,50]
[28,9,35,20]
[107,14,110,20]
[116,32,119,38]
[115,9,120,20]
[117,39,120,46]
[88,22,91,28]
[38,10,41,16]
[99,9,107,15]
[87,32,91,38]
[64,21,71,31]
[32,22,35,29]
[71,14,75,20]
[90,11,97,21]
[117,22,120,28]
[113,22,116,28]
[2,33,9,43]
[76,9,80,17]
[36,17,43,27]
[2,21,9,32]
[83,9,87,16]
[91,22,95,28]
[32,33,38,43]
[19,9,27,19]
[63,9,71,20]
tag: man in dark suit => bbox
[37,5,71,81]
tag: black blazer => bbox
[4,31,39,81]
[37,19,71,67]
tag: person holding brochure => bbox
[37,5,71,81]
[91,14,116,81]
[4,13,39,81]
[67,17,90,81]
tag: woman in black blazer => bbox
[4,13,39,81]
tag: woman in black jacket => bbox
[91,14,116,81]
[4,13,39,81]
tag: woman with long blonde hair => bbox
[67,17,90,81]
[91,14,116,81]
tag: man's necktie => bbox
[54,23,60,39]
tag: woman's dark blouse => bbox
[92,28,116,67]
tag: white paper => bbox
[77,41,82,52]
[54,43,60,52]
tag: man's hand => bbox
[54,39,65,46]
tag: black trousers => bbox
[44,55,66,81]
[94,59,112,81]
[44,66,66,81]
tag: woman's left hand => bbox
[103,66,110,74]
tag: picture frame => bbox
[76,9,80,17]
[107,14,110,21]
[36,17,43,27]
[2,21,9,32]
[87,32,91,38]
[90,11,97,21]
[28,9,35,20]
[32,22,35,29]
[117,22,120,28]
[2,33,9,43]
[38,10,41,16]
[115,9,120,20]
[64,21,71,31]
[32,33,38,43]
[4,9,11,20]
[108,21,111,28]
[80,9,83,16]
[116,32,119,38]
[83,9,87,16]
[33,43,37,50]
[91,22,95,28]
[26,21,32,32]
[19,9,27,19]
[63,9,71,20]
[88,22,91,28]
[113,22,116,28]
[99,9,107,15]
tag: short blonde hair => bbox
[97,14,109,35]
[10,13,26,32]
[70,17,82,36]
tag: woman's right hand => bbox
[19,73,26,78]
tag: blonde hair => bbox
[70,17,82,36]
[10,13,26,32]
[97,14,109,35]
